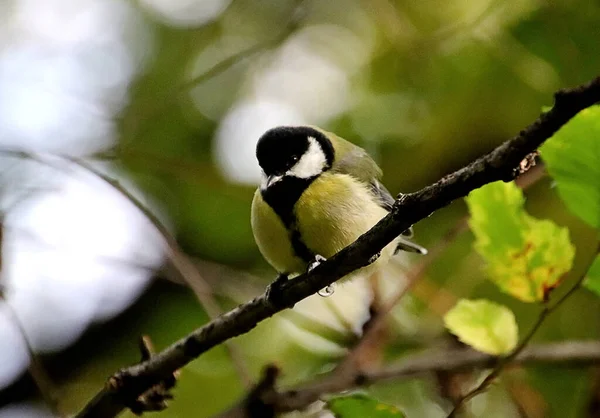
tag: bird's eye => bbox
[292,156,299,162]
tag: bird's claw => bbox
[308,254,327,272]
[368,252,381,264]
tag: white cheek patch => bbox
[287,136,326,179]
[260,172,269,190]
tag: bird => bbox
[251,126,426,291]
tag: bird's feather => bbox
[316,127,419,240]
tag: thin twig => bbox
[0,156,254,387]
[340,219,469,372]
[72,75,600,418]
[215,340,600,416]
[1,298,65,417]
[120,0,307,146]
[447,242,600,417]
[68,158,253,388]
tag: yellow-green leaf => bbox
[584,256,600,297]
[444,299,518,355]
[540,105,600,229]
[467,181,575,302]
[327,394,405,418]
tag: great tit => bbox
[251,126,426,286]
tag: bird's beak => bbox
[261,174,283,190]
[267,174,283,188]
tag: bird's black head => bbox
[256,126,334,180]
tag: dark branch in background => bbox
[70,158,252,388]
[342,218,469,370]
[0,296,65,417]
[72,76,600,418]
[216,340,600,416]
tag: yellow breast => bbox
[251,172,396,278]
[295,173,391,259]
[251,189,306,274]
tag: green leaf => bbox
[583,256,600,296]
[467,181,575,302]
[444,299,518,355]
[327,394,406,418]
[540,105,600,229]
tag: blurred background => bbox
[0,0,599,417]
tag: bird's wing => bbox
[368,179,394,211]
[325,130,383,183]
[320,129,416,238]
[369,180,414,237]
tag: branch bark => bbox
[74,76,600,418]
[216,340,600,417]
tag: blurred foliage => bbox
[540,105,600,229]
[444,298,518,355]
[327,393,406,418]
[466,181,575,302]
[584,257,600,298]
[3,0,600,417]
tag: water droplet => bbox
[318,284,335,297]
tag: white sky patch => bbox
[0,303,30,389]
[251,34,350,124]
[0,0,150,156]
[0,49,114,155]
[215,98,306,184]
[3,164,164,353]
[0,0,161,390]
[139,0,231,27]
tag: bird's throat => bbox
[261,175,316,262]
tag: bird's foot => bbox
[307,254,327,272]
[266,273,289,308]
[368,252,381,264]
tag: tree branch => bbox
[340,166,544,372]
[74,76,600,418]
[338,164,545,395]
[216,340,600,416]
